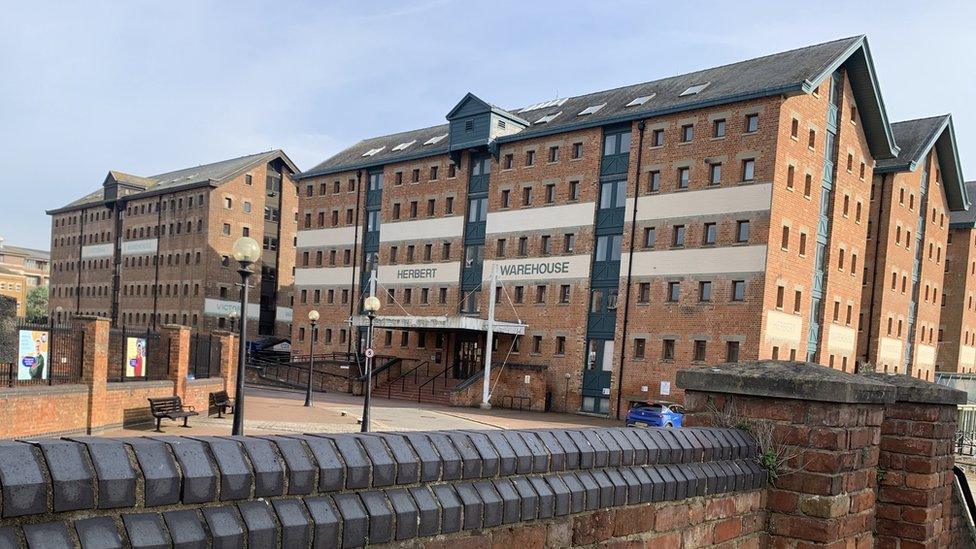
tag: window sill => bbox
[710,136,726,141]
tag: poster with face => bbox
[125,337,147,377]
[18,330,48,381]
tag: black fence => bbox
[108,327,169,382]
[0,318,84,387]
[189,332,220,379]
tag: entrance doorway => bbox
[453,334,483,380]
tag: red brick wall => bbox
[102,381,175,429]
[0,385,90,438]
[450,365,548,411]
[940,226,976,372]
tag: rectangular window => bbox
[713,119,726,138]
[522,187,532,206]
[445,196,455,214]
[703,222,716,245]
[427,199,435,216]
[559,285,571,303]
[727,341,740,362]
[525,150,535,166]
[532,336,542,354]
[430,166,438,180]
[549,146,559,162]
[672,225,685,247]
[545,184,556,204]
[651,129,664,147]
[794,290,802,313]
[535,285,546,303]
[634,338,646,359]
[745,113,759,133]
[662,339,675,360]
[564,233,575,253]
[699,281,712,302]
[514,286,524,303]
[638,282,650,303]
[742,159,755,181]
[518,237,528,256]
[395,172,403,185]
[667,281,680,302]
[736,220,750,243]
[496,239,506,258]
[732,280,746,301]
[541,235,552,255]
[648,171,661,192]
[677,167,690,189]
[501,189,510,208]
[644,227,656,248]
[569,180,580,200]
[572,142,583,159]
[693,340,707,362]
[503,154,513,169]
[781,226,790,249]
[681,124,694,142]
[709,163,721,185]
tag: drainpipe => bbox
[151,195,162,330]
[348,170,364,356]
[614,119,647,419]
[76,208,85,314]
[862,173,888,370]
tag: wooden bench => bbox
[209,390,235,418]
[148,396,198,432]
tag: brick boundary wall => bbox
[677,359,972,548]
[0,317,238,439]
[0,426,765,547]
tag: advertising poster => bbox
[17,329,48,381]
[125,336,147,377]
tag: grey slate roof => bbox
[950,181,976,227]
[876,115,949,171]
[302,35,898,179]
[0,245,50,261]
[50,150,298,213]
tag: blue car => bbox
[625,401,684,428]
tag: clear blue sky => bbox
[1,1,973,249]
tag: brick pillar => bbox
[214,330,238,400]
[678,360,894,547]
[860,373,964,548]
[74,315,110,433]
[161,325,190,400]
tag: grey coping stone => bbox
[705,462,727,494]
[527,476,555,519]
[700,460,720,495]
[713,430,736,461]
[574,470,600,511]
[656,429,684,463]
[479,431,517,476]
[75,516,123,549]
[367,434,420,485]
[150,437,217,504]
[618,467,641,504]
[260,436,315,495]
[66,438,136,509]
[620,429,648,465]
[332,493,368,549]
[162,509,208,549]
[559,472,585,514]
[201,505,245,549]
[544,475,571,517]
[664,430,694,463]
[441,432,481,479]
[0,527,20,549]
[549,430,580,470]
[681,430,711,461]
[729,460,748,492]
[272,497,313,548]
[232,436,285,497]
[717,460,740,493]
[492,478,521,524]
[563,431,593,469]
[862,372,966,404]
[294,435,345,492]
[360,490,394,544]
[576,430,606,468]
[509,476,538,521]
[630,466,654,503]
[747,459,768,489]
[528,431,566,473]
[354,434,397,487]
[729,429,758,459]
[674,430,704,462]
[123,438,180,507]
[701,429,729,461]
[23,522,72,549]
[402,433,443,482]
[121,513,169,549]
[684,463,707,497]
[323,435,370,489]
[304,496,341,549]
[386,488,419,540]
[676,361,895,404]
[460,432,500,478]
[0,441,47,517]
[28,439,95,512]
[428,433,466,480]
[407,486,440,537]
[658,466,677,500]
[587,429,619,467]
[236,501,278,548]
[498,431,532,474]
[606,429,635,466]
[669,464,689,500]
[454,482,485,530]
[431,484,463,534]
[591,469,615,508]
[472,480,503,527]
[633,429,661,464]
[187,437,251,501]
[644,467,667,502]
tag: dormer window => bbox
[392,140,416,151]
[535,112,562,124]
[626,94,655,107]
[362,146,385,157]
[680,82,710,96]
[423,134,448,145]
[578,103,606,116]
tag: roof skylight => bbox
[361,146,385,157]
[423,134,448,146]
[680,83,710,96]
[392,140,416,152]
[519,97,568,113]
[578,103,606,116]
[626,94,655,107]
[535,111,562,124]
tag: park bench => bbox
[208,390,235,418]
[148,396,198,432]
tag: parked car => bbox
[625,401,684,428]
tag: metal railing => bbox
[107,327,168,382]
[416,362,454,402]
[0,318,84,387]
[189,332,220,379]
[247,354,351,392]
[381,359,430,399]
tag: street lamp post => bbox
[230,236,261,436]
[305,310,319,407]
[361,295,381,432]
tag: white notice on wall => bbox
[524,375,531,384]
[660,381,671,396]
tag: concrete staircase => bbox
[375,363,462,406]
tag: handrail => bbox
[417,362,453,402]
[357,356,401,387]
[383,360,429,398]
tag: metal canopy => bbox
[349,314,526,336]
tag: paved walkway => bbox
[102,385,621,437]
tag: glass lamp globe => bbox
[232,237,261,263]
[308,310,320,322]
[363,296,381,312]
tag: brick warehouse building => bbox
[940,180,976,373]
[293,35,971,416]
[46,150,299,339]
[857,115,966,379]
